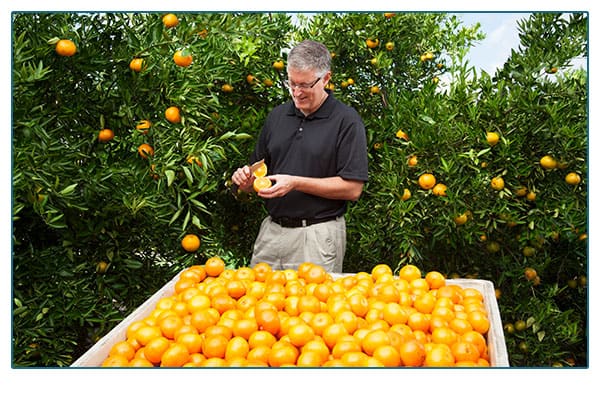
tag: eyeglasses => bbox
[284,76,322,91]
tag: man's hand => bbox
[231,165,255,192]
[256,174,294,198]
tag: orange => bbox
[162,13,179,28]
[312,283,332,302]
[565,172,581,185]
[101,354,129,367]
[253,176,272,192]
[158,315,183,340]
[225,279,247,299]
[398,339,426,367]
[382,302,408,325]
[179,269,203,283]
[248,330,277,349]
[301,339,330,363]
[454,213,468,225]
[335,310,359,334]
[361,329,391,356]
[296,350,325,367]
[205,325,233,340]
[461,331,488,356]
[486,131,500,146]
[407,155,418,167]
[160,343,190,367]
[108,340,135,361]
[236,294,257,312]
[126,321,147,340]
[407,312,429,332]
[431,326,458,346]
[176,332,203,354]
[190,309,219,333]
[322,323,349,350]
[297,295,321,314]
[252,163,268,178]
[288,323,315,347]
[165,106,181,124]
[136,119,151,134]
[235,266,255,281]
[128,358,154,367]
[425,343,455,367]
[181,234,200,252]
[309,312,334,337]
[348,293,369,317]
[467,310,490,334]
[437,285,463,304]
[268,343,298,367]
[539,155,557,170]
[432,183,447,196]
[186,294,211,314]
[425,271,446,289]
[134,325,161,346]
[173,50,193,67]
[202,334,228,359]
[331,338,362,359]
[205,256,226,277]
[449,318,473,335]
[232,318,258,340]
[211,293,237,315]
[370,264,393,281]
[272,60,285,71]
[225,336,250,361]
[304,264,328,284]
[143,336,170,364]
[201,357,228,367]
[372,345,402,367]
[255,308,281,336]
[252,262,272,281]
[129,58,145,72]
[137,143,154,159]
[451,341,480,363]
[98,128,114,143]
[340,351,369,367]
[399,264,421,282]
[418,173,436,190]
[491,176,505,191]
[374,283,400,303]
[247,345,271,364]
[413,292,436,314]
[55,39,77,56]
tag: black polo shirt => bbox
[250,91,369,220]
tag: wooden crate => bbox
[72,272,509,367]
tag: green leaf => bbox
[165,170,176,187]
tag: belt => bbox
[271,216,337,228]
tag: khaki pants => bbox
[250,216,346,273]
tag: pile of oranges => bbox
[101,257,492,367]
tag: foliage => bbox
[12,12,587,367]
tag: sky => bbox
[456,12,527,74]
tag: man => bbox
[231,40,368,272]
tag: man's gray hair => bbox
[287,40,331,76]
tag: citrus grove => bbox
[12,13,587,367]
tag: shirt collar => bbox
[287,89,334,120]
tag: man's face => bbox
[287,68,330,115]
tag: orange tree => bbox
[12,12,293,366]
[301,13,587,366]
[12,12,586,367]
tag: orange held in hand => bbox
[253,176,272,192]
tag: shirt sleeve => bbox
[336,109,369,182]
